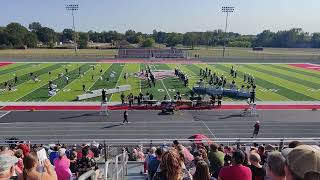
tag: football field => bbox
[1,62,320,102]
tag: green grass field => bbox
[1,62,320,102]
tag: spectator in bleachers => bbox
[176,144,194,163]
[153,150,192,180]
[53,148,71,180]
[188,155,204,175]
[75,147,98,178]
[193,160,213,180]
[0,154,18,180]
[17,142,30,157]
[248,152,266,180]
[49,145,60,165]
[18,151,57,180]
[212,154,232,179]
[283,145,320,180]
[199,148,210,166]
[69,151,77,174]
[14,149,24,174]
[208,143,224,174]
[257,146,267,165]
[148,148,162,180]
[61,144,71,158]
[77,145,94,159]
[146,147,156,176]
[218,150,251,180]
[0,147,13,157]
[288,141,303,148]
[266,152,286,180]
[90,141,100,159]
[136,146,145,162]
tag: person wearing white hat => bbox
[53,148,71,180]
[0,154,18,180]
[282,145,320,180]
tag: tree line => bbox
[0,22,320,49]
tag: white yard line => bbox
[13,64,75,101]
[110,63,126,102]
[151,64,171,99]
[87,64,111,91]
[46,65,94,101]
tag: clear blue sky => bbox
[0,0,319,35]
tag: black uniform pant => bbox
[123,116,128,123]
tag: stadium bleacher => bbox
[117,48,185,58]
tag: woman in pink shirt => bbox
[54,148,72,180]
[218,150,252,180]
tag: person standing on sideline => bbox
[14,75,18,84]
[123,110,129,124]
[218,95,222,107]
[252,121,260,138]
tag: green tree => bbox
[183,32,197,49]
[5,23,29,47]
[311,33,320,48]
[78,32,89,49]
[37,27,57,45]
[23,33,38,48]
[0,28,9,47]
[142,38,155,47]
[62,29,74,41]
[29,22,42,33]
[166,33,183,47]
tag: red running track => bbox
[1,104,319,111]
[288,63,320,72]
[0,62,14,67]
[97,59,203,64]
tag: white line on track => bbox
[201,120,217,139]
[0,111,11,119]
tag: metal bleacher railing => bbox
[77,150,128,180]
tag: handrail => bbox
[78,170,96,180]
[104,151,128,180]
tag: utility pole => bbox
[66,4,79,55]
[222,6,235,58]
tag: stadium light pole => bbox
[222,6,234,58]
[66,4,79,55]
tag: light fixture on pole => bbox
[66,4,79,54]
[222,6,234,58]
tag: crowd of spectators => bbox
[1,139,320,180]
[139,140,320,180]
[0,141,102,180]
